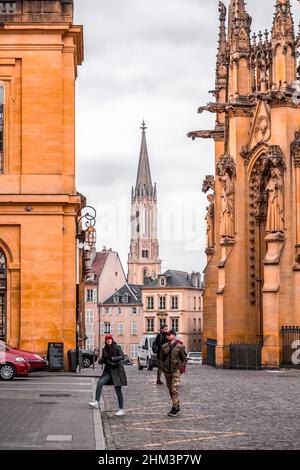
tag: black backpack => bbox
[152,334,161,354]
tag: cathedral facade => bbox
[189,0,300,367]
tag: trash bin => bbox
[67,349,82,372]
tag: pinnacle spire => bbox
[135,121,153,197]
[217,2,227,60]
[272,0,294,40]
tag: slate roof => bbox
[102,283,143,305]
[145,270,200,289]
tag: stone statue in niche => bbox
[205,194,215,248]
[266,167,284,233]
[220,172,235,238]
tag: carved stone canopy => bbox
[241,143,286,169]
[291,130,300,167]
[216,154,236,178]
[202,175,215,194]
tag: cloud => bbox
[74,0,300,274]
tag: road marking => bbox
[46,435,73,442]
[124,403,194,412]
[135,427,240,434]
[142,432,246,448]
[110,416,214,427]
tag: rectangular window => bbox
[171,318,179,332]
[86,310,94,324]
[171,296,178,310]
[93,289,97,303]
[159,297,166,310]
[86,289,93,302]
[147,297,154,310]
[159,318,167,329]
[117,322,124,335]
[131,344,139,359]
[132,307,137,315]
[142,250,149,258]
[131,322,138,335]
[115,307,122,316]
[105,307,109,315]
[194,318,196,331]
[104,322,111,334]
[0,85,4,174]
[146,318,154,332]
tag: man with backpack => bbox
[153,324,168,384]
[159,329,187,417]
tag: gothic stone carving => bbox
[248,146,285,302]
[216,154,236,240]
[291,130,300,167]
[202,175,215,252]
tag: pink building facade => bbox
[85,248,126,350]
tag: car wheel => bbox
[137,359,144,370]
[0,363,16,381]
[82,356,91,368]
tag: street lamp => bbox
[76,205,97,371]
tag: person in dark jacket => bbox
[159,329,187,417]
[89,334,127,416]
[154,324,168,384]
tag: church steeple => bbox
[128,122,161,285]
[134,121,154,199]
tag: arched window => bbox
[0,249,7,340]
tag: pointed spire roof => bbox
[272,0,294,41]
[134,121,154,198]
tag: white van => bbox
[137,334,158,371]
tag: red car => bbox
[0,341,48,371]
[0,348,30,380]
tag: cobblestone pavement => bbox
[100,365,300,450]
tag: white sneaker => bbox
[89,400,99,409]
[115,409,125,416]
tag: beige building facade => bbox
[142,271,203,353]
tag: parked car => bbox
[187,352,202,365]
[122,355,134,365]
[0,341,48,371]
[81,348,97,368]
[137,334,158,371]
[0,348,30,380]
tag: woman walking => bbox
[89,334,127,416]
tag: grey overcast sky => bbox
[74,0,300,276]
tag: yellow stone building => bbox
[189,0,300,368]
[0,1,84,363]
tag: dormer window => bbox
[160,277,166,287]
[113,294,119,304]
[123,293,129,303]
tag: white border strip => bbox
[92,378,106,450]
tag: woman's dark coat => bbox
[99,343,127,387]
